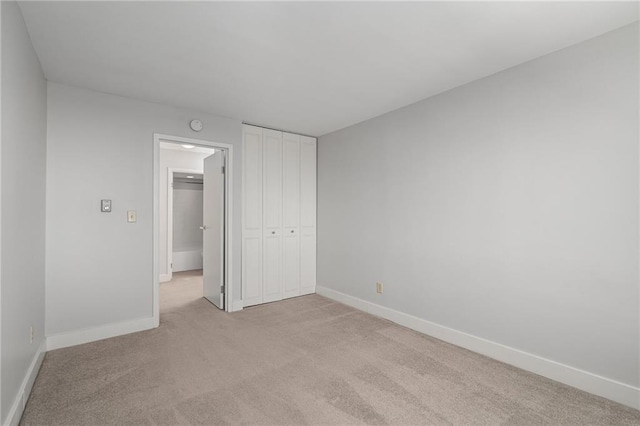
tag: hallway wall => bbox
[0,2,47,423]
[45,83,242,338]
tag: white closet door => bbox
[262,129,283,303]
[282,133,300,299]
[300,135,317,295]
[242,125,263,307]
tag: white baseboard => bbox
[316,285,640,410]
[231,300,244,312]
[300,286,316,296]
[159,274,171,283]
[5,339,47,426]
[172,250,203,272]
[46,317,156,351]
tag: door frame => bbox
[166,167,205,283]
[153,133,234,326]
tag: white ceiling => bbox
[19,1,638,136]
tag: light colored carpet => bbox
[21,272,640,425]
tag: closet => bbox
[242,124,316,307]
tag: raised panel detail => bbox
[242,236,262,307]
[263,129,282,231]
[300,136,316,231]
[283,133,300,229]
[243,127,262,231]
[283,231,300,298]
[263,234,281,302]
[300,232,316,294]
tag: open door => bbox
[202,150,225,309]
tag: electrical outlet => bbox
[30,325,34,344]
[376,282,383,294]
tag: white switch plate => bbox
[376,282,383,294]
[101,199,112,212]
[127,210,137,223]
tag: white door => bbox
[282,132,300,299]
[300,136,317,295]
[263,129,283,303]
[203,151,225,309]
[242,125,264,307]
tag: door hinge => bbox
[220,285,225,293]
[221,166,225,174]
[170,262,173,269]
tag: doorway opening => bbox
[153,134,234,326]
[165,169,206,311]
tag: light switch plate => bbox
[127,210,137,223]
[101,199,112,212]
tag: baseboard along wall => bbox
[46,317,156,351]
[316,285,640,410]
[6,317,155,424]
[8,288,637,426]
[4,340,46,426]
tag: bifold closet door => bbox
[262,129,283,303]
[300,135,317,295]
[242,124,315,307]
[282,133,301,299]
[242,125,264,307]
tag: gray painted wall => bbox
[1,1,47,422]
[173,186,204,252]
[46,83,242,336]
[318,23,639,386]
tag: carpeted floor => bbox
[21,271,640,425]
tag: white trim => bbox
[232,300,244,312]
[0,4,4,417]
[46,317,155,351]
[4,340,46,426]
[316,285,640,410]
[166,168,173,283]
[153,134,160,327]
[167,166,204,282]
[153,134,236,320]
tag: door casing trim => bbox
[153,133,234,325]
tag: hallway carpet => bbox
[21,273,640,425]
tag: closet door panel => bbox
[283,231,300,298]
[282,132,300,298]
[243,126,263,232]
[262,129,283,302]
[300,136,317,231]
[242,125,264,307]
[242,236,263,307]
[300,233,316,295]
[263,129,282,231]
[283,133,300,229]
[300,136,317,293]
[263,233,281,302]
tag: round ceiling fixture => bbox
[189,119,203,132]
[181,144,195,149]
